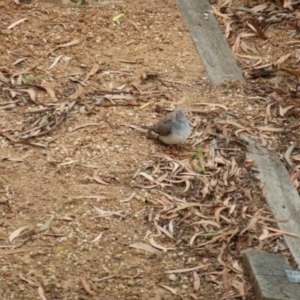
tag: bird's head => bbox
[175,108,184,120]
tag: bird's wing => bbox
[149,112,173,136]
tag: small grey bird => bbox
[147,108,191,145]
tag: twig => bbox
[160,79,191,87]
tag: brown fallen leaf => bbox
[93,275,115,282]
[167,203,202,214]
[261,226,300,238]
[253,215,289,223]
[39,216,54,232]
[9,225,31,243]
[236,53,262,61]
[68,195,108,200]
[222,268,230,292]
[84,63,99,82]
[191,220,221,229]
[256,126,284,132]
[225,19,234,38]
[165,264,208,274]
[212,6,230,19]
[121,269,143,279]
[250,4,267,12]
[7,18,27,29]
[195,103,228,111]
[69,84,84,100]
[19,272,40,287]
[134,184,159,189]
[275,53,293,66]
[71,123,104,132]
[283,0,293,10]
[48,55,63,70]
[248,18,267,39]
[0,248,31,255]
[40,85,58,101]
[0,154,31,162]
[38,286,47,300]
[0,244,15,248]
[0,103,17,110]
[93,206,124,218]
[129,242,161,256]
[215,207,228,223]
[285,144,296,166]
[91,232,103,243]
[79,276,93,295]
[158,284,177,295]
[232,279,245,296]
[217,243,227,267]
[148,237,175,250]
[258,228,269,241]
[13,57,28,66]
[280,67,300,78]
[93,170,109,185]
[240,217,257,235]
[193,271,200,292]
[246,19,267,39]
[48,39,81,55]
[120,192,136,203]
[154,221,173,239]
[279,105,294,116]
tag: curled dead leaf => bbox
[38,286,47,300]
[9,225,31,243]
[275,53,293,66]
[48,55,63,70]
[165,264,208,274]
[79,276,93,295]
[256,126,284,132]
[191,220,221,229]
[158,284,177,295]
[129,242,161,256]
[193,271,200,292]
[19,272,40,287]
[7,18,27,29]
[148,237,175,251]
[91,232,103,243]
[48,39,81,55]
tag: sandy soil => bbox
[1,0,299,299]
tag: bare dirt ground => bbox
[1,0,300,299]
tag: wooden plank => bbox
[176,0,244,85]
[243,250,300,300]
[242,135,300,266]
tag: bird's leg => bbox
[166,144,183,156]
[166,144,192,158]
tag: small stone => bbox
[127,280,135,286]
[181,284,188,290]
[168,274,176,281]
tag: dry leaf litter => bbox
[0,0,300,299]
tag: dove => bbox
[147,108,191,145]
